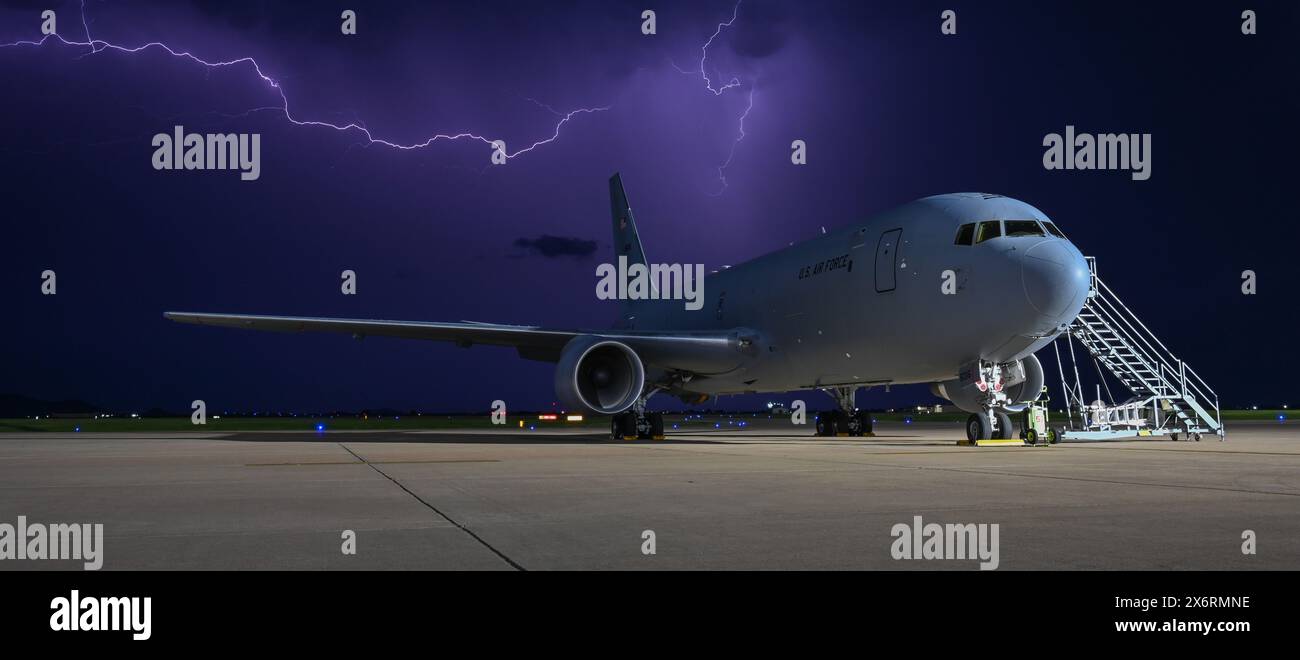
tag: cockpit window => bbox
[974,221,1002,244]
[954,223,975,246]
[1042,221,1067,239]
[1004,220,1045,237]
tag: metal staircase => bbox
[1056,257,1223,438]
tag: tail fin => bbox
[609,173,652,325]
[609,173,649,269]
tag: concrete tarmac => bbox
[1,419,1296,570]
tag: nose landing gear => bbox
[965,410,1015,442]
[961,361,1020,444]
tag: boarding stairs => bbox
[1057,257,1223,438]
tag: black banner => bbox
[1,571,1288,647]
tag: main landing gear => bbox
[815,386,874,437]
[609,390,665,441]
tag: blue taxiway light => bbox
[315,423,325,432]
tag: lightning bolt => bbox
[672,0,752,194]
[0,1,609,162]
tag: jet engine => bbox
[554,336,646,414]
[929,354,1045,413]
[1000,353,1045,411]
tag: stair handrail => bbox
[1078,258,1220,430]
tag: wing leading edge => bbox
[163,312,747,375]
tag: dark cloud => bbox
[512,235,598,259]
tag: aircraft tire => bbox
[649,412,665,439]
[994,411,1014,439]
[618,413,640,440]
[814,414,832,436]
[854,411,872,436]
[966,414,992,443]
[829,410,849,436]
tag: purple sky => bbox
[1,0,1296,413]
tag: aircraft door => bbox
[874,228,902,292]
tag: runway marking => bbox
[246,459,501,467]
[338,444,525,571]
[1060,445,1300,457]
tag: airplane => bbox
[166,174,1090,442]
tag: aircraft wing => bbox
[162,312,749,374]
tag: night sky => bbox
[1,0,1296,414]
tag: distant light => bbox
[714,423,720,429]
[529,425,536,431]
[672,424,679,429]
[565,415,584,422]
[1278,415,1287,422]
[904,417,912,424]
[74,427,80,432]
[538,414,558,421]
[316,423,325,432]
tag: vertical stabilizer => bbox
[609,173,649,269]
[609,173,654,326]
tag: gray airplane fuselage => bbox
[626,193,1091,395]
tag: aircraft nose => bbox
[1021,240,1089,321]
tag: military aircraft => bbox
[166,174,1090,442]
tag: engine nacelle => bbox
[929,354,1045,413]
[1000,353,1045,411]
[554,336,646,415]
